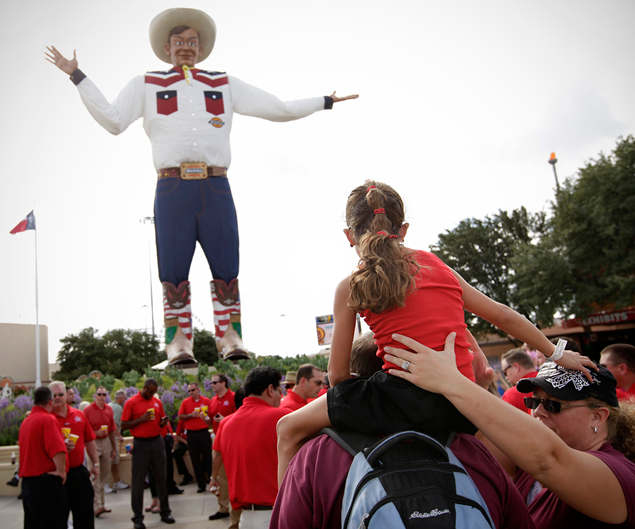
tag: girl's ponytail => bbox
[346,181,418,313]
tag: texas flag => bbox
[10,211,36,234]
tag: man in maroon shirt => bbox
[271,336,534,529]
[501,349,537,413]
[177,382,212,492]
[50,381,100,528]
[83,386,118,516]
[19,386,68,529]
[121,379,175,528]
[279,364,324,411]
[208,374,236,520]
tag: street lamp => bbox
[548,152,560,195]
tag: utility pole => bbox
[140,217,156,363]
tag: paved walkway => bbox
[2,482,273,529]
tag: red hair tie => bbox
[367,185,377,193]
[376,231,398,239]
[373,208,385,215]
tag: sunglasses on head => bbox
[524,397,600,414]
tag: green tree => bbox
[430,207,548,337]
[193,328,219,365]
[55,328,164,381]
[430,135,635,337]
[551,135,635,316]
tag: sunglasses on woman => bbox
[524,397,600,414]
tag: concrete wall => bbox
[0,323,49,385]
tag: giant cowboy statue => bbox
[46,8,357,366]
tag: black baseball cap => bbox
[517,361,619,408]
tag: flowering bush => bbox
[0,390,33,446]
[13,395,33,411]
[125,386,139,398]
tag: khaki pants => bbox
[93,437,112,510]
[229,508,273,529]
[228,507,241,529]
[218,461,230,513]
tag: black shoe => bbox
[160,514,176,524]
[208,512,230,520]
[168,487,184,495]
[134,522,146,529]
[18,493,22,500]
[179,475,193,486]
[197,486,206,493]
[6,476,19,487]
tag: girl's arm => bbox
[453,270,595,378]
[328,276,358,386]
[385,334,628,524]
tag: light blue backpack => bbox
[323,429,494,529]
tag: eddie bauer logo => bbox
[210,117,225,128]
[409,509,450,519]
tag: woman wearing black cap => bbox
[383,333,635,527]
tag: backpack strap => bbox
[445,431,457,448]
[320,427,379,457]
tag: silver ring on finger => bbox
[401,360,411,372]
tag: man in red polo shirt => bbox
[83,385,118,516]
[177,382,212,493]
[279,364,324,411]
[500,349,537,413]
[211,367,292,529]
[600,343,635,400]
[121,378,175,528]
[50,380,100,528]
[208,373,236,520]
[19,386,68,529]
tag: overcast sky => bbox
[2,0,634,365]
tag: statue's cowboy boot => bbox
[211,279,250,361]
[163,281,197,366]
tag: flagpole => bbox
[34,216,41,387]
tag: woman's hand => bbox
[553,350,598,382]
[385,332,465,395]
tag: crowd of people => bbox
[14,362,328,529]
[17,339,635,529]
[15,179,635,529]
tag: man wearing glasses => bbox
[211,367,292,529]
[208,374,237,521]
[500,349,538,413]
[83,386,118,517]
[50,380,100,528]
[280,364,324,412]
[177,382,212,492]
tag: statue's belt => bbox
[158,163,227,180]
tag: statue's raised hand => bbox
[45,46,78,75]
